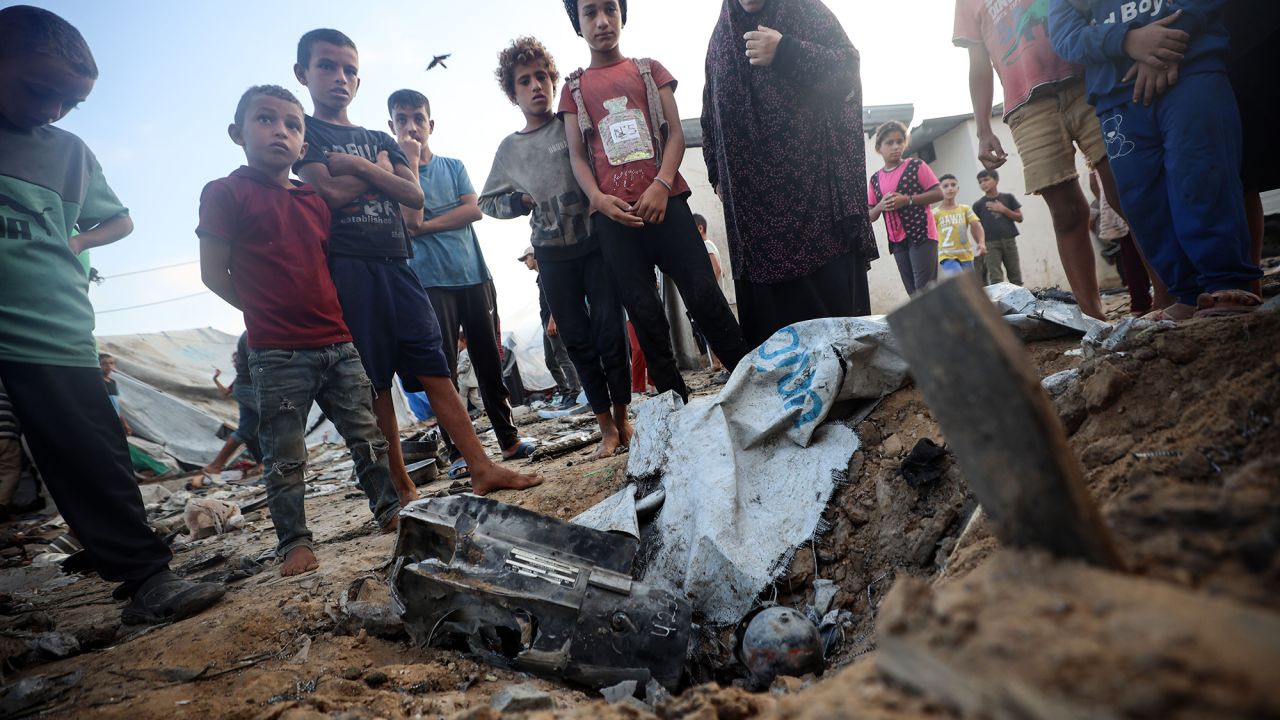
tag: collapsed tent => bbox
[98,327,417,468]
[574,317,910,625]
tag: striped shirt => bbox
[0,380,18,440]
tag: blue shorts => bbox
[939,258,974,276]
[328,255,450,392]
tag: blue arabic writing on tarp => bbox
[754,327,823,429]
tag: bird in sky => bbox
[426,54,451,71]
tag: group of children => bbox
[867,0,1263,319]
[868,121,1021,295]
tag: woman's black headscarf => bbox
[702,0,876,284]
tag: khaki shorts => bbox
[1006,79,1107,195]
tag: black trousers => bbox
[537,248,631,413]
[595,195,746,401]
[0,361,171,583]
[734,250,872,349]
[426,281,519,452]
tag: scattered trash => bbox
[1041,368,1080,397]
[1004,313,1079,341]
[490,683,554,713]
[137,483,172,506]
[530,430,602,460]
[175,498,243,543]
[740,606,823,687]
[601,679,639,703]
[899,438,950,488]
[984,283,1037,315]
[0,670,80,718]
[391,495,691,691]
[1133,450,1183,459]
[1082,315,1164,357]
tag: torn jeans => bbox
[250,343,400,557]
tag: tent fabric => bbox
[99,327,420,468]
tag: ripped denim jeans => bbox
[250,343,400,558]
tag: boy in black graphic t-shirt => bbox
[292,29,540,499]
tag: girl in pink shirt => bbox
[867,121,943,295]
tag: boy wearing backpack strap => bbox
[558,0,747,403]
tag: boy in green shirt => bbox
[0,5,223,624]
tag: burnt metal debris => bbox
[389,495,692,691]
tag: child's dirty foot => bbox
[280,547,319,576]
[614,407,634,448]
[381,515,399,534]
[469,463,541,496]
[591,425,622,460]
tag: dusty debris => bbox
[876,550,1280,720]
[490,683,554,712]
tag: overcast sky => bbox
[24,0,993,338]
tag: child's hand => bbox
[1123,60,1179,105]
[324,151,369,177]
[396,130,422,164]
[1123,10,1187,69]
[633,182,669,224]
[744,25,783,67]
[547,317,558,338]
[592,193,644,228]
[521,193,536,209]
[1126,61,1177,105]
[977,131,1008,170]
[883,192,909,212]
[989,199,1009,215]
[978,242,987,256]
[375,150,394,174]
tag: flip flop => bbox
[447,458,470,480]
[1194,289,1262,318]
[502,439,538,461]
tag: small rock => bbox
[1081,436,1134,467]
[601,679,638,703]
[26,632,80,662]
[1083,362,1133,411]
[882,434,903,457]
[364,670,388,687]
[770,675,807,694]
[341,667,362,681]
[490,683,553,713]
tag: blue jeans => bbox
[250,343,399,557]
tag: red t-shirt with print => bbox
[558,57,691,206]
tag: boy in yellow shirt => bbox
[934,174,986,278]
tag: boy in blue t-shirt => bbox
[293,29,539,497]
[1049,0,1263,320]
[0,5,223,624]
[386,89,537,478]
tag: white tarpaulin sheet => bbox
[99,327,418,467]
[583,317,909,624]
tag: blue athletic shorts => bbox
[939,258,974,276]
[328,255,450,392]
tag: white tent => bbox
[98,328,417,468]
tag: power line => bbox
[95,291,213,314]
[99,259,198,279]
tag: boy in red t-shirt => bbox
[559,0,746,402]
[197,85,403,577]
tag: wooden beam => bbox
[886,275,1122,568]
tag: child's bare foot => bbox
[613,405,633,448]
[381,515,399,534]
[591,414,622,460]
[1142,303,1196,322]
[469,461,541,496]
[280,547,319,576]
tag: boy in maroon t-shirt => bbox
[559,0,746,403]
[197,85,402,577]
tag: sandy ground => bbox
[2,296,1278,719]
